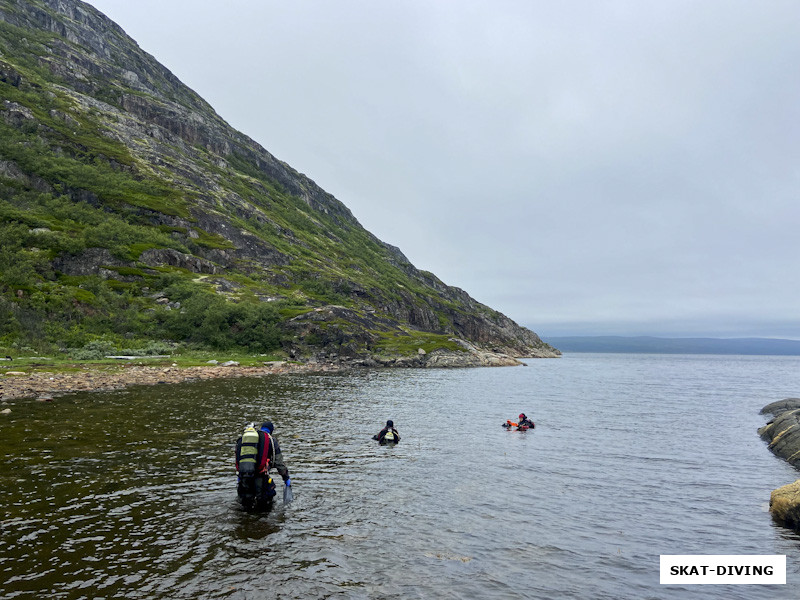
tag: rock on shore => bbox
[759,398,800,528]
[759,399,800,467]
[770,481,800,529]
[350,345,529,369]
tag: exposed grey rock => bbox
[0,159,54,192]
[0,64,22,87]
[52,248,129,276]
[423,348,521,368]
[759,400,800,468]
[761,399,800,417]
[139,248,218,274]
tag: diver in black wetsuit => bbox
[518,413,535,428]
[373,420,400,444]
[235,421,291,510]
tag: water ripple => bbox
[2,358,800,598]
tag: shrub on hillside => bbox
[69,339,116,360]
[165,291,281,352]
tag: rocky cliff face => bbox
[0,0,559,363]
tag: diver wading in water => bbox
[373,420,400,445]
[235,421,291,510]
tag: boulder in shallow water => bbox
[761,398,800,417]
[770,480,800,528]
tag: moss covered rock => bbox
[770,480,800,528]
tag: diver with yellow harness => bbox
[372,419,400,445]
[235,421,292,510]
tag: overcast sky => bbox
[85,0,800,338]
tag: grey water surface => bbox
[2,353,800,599]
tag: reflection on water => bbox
[2,358,800,598]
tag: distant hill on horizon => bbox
[542,336,800,356]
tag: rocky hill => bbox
[0,0,558,365]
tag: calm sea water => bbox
[2,353,800,599]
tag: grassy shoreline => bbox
[0,351,285,372]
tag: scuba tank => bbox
[237,423,277,511]
[237,423,261,509]
[238,423,260,477]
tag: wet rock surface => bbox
[759,399,800,529]
[759,398,800,467]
